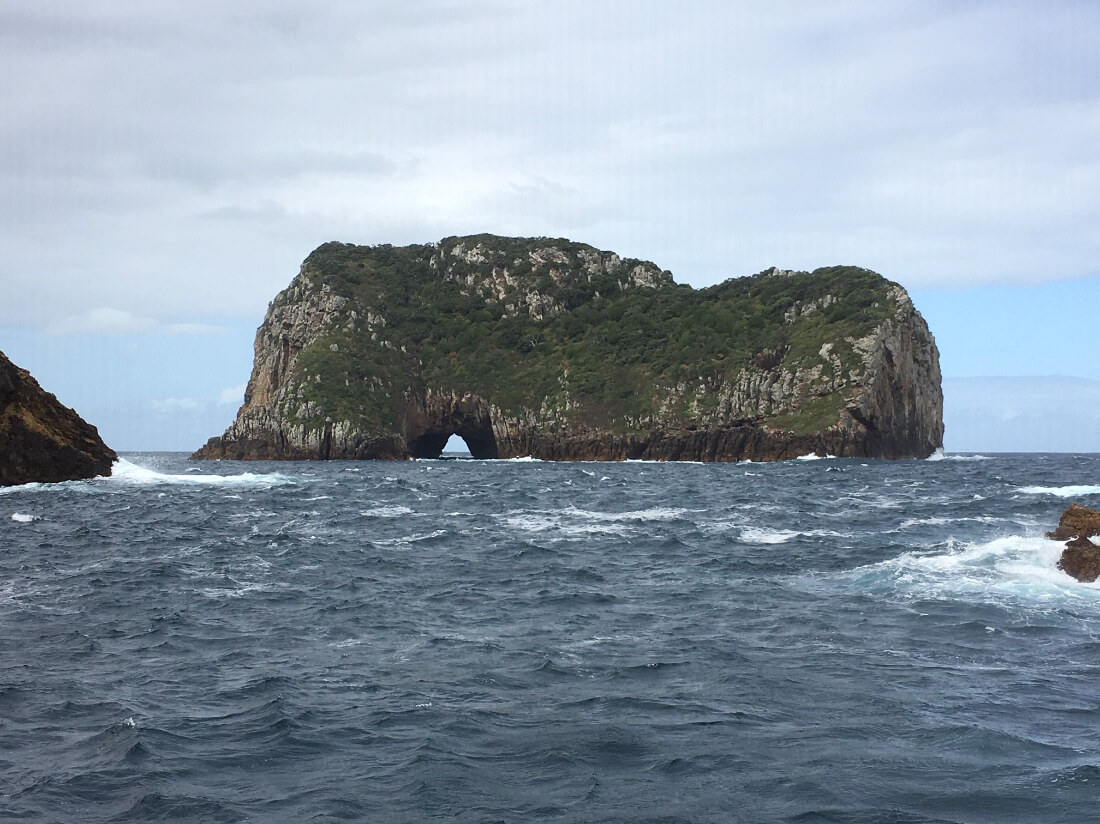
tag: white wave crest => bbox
[897,515,1002,530]
[502,512,627,537]
[926,449,994,462]
[1016,484,1100,498]
[795,453,836,461]
[109,458,295,488]
[740,527,800,544]
[11,512,37,523]
[368,529,448,546]
[499,505,693,539]
[567,506,693,523]
[359,505,414,518]
[737,525,849,544]
[844,535,1100,603]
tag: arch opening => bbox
[406,393,499,459]
[407,426,498,460]
[444,434,471,455]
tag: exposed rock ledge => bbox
[1047,503,1100,582]
[1,351,116,485]
[192,234,944,462]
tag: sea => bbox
[2,451,1099,823]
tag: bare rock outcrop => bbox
[192,235,943,463]
[0,351,116,485]
[1047,503,1100,582]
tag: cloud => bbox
[218,383,246,406]
[152,382,245,416]
[47,308,224,336]
[51,307,156,335]
[150,396,205,414]
[1,0,1098,330]
[944,377,1100,453]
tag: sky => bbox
[2,1,1098,453]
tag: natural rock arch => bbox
[404,390,498,459]
[190,235,945,463]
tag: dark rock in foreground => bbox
[0,351,116,486]
[1047,503,1100,582]
[193,234,943,462]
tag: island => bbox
[1047,503,1100,582]
[192,234,943,462]
[1,351,116,485]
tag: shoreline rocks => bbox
[0,351,116,486]
[1047,503,1100,582]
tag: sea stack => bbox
[1047,503,1100,582]
[193,234,944,462]
[0,351,116,485]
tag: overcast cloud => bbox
[1,2,1098,451]
[4,0,1099,330]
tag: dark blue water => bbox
[2,453,1099,823]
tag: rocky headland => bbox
[1047,503,1100,582]
[193,234,944,462]
[1,351,116,485]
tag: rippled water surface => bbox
[2,453,1099,822]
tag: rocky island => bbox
[193,235,943,462]
[1047,503,1100,582]
[1,351,116,485]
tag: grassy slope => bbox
[286,236,900,436]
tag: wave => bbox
[795,453,836,461]
[109,458,296,488]
[737,525,849,544]
[10,512,37,522]
[1017,484,1100,498]
[896,515,1003,530]
[499,505,695,539]
[359,505,415,518]
[925,448,993,462]
[842,535,1100,604]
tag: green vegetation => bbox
[286,235,901,434]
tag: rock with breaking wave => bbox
[192,234,944,462]
[0,351,116,485]
[1047,503,1100,582]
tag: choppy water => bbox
[2,452,1099,823]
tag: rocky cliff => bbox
[1,351,116,485]
[193,235,943,462]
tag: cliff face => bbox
[0,351,117,485]
[193,235,943,462]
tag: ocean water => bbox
[2,452,1099,823]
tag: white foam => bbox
[11,512,37,523]
[740,527,799,544]
[736,525,848,544]
[1017,484,1100,498]
[897,515,1001,530]
[844,535,1100,604]
[368,529,447,546]
[502,512,627,537]
[498,505,693,539]
[109,458,295,488]
[566,506,694,523]
[795,453,836,461]
[359,505,414,518]
[926,449,993,462]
